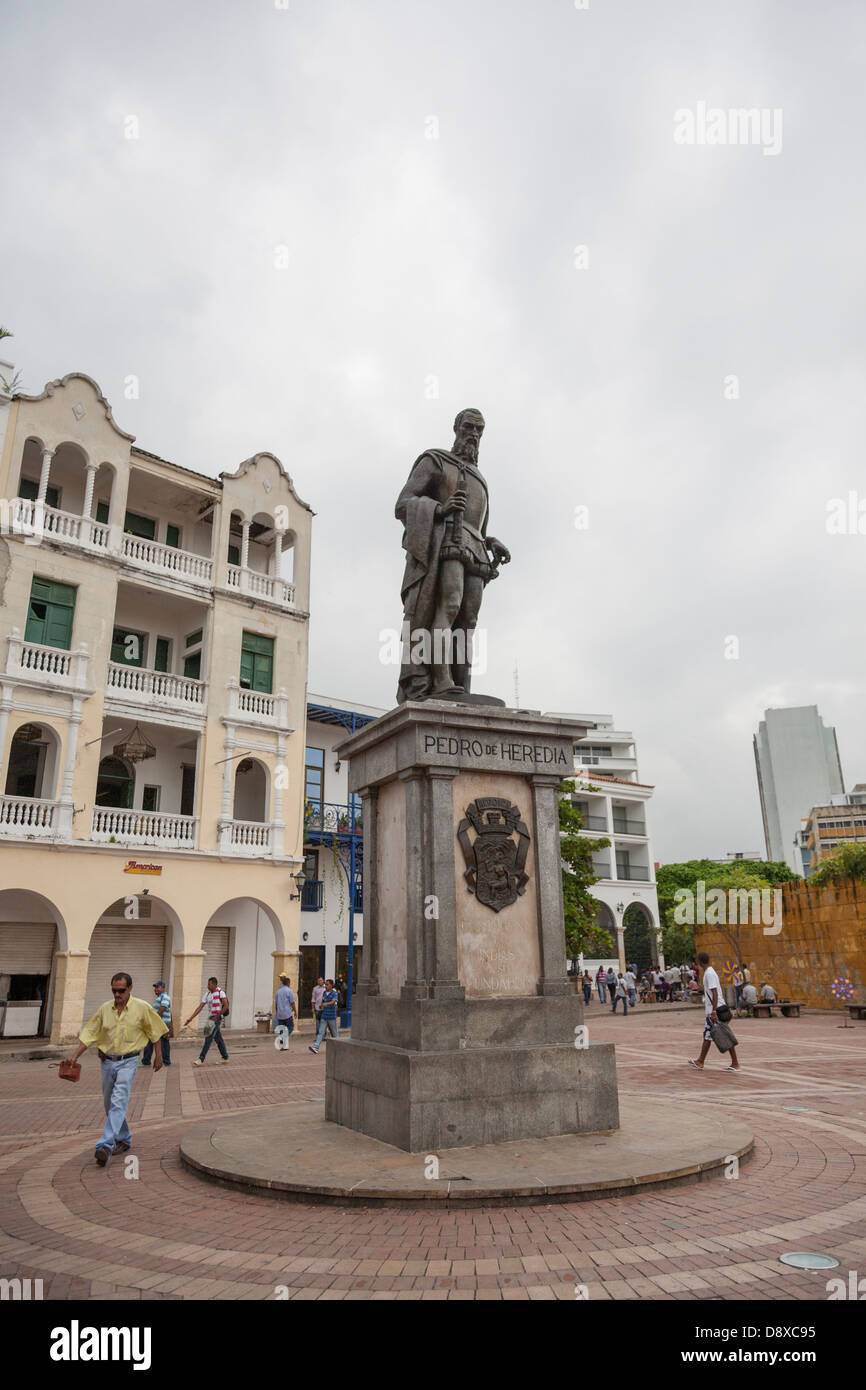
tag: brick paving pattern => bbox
[1,1009,865,1300]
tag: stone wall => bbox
[695,878,866,1011]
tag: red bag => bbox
[57,1060,81,1083]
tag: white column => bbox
[60,702,83,803]
[37,449,54,504]
[240,521,251,593]
[221,729,235,820]
[272,734,285,856]
[82,461,98,518]
[272,527,283,578]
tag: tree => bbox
[656,858,800,966]
[559,780,614,958]
[810,842,866,886]
[0,326,23,394]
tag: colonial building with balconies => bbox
[547,710,662,972]
[0,368,313,1040]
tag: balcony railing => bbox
[0,795,61,839]
[219,818,273,855]
[578,814,609,832]
[91,807,198,848]
[107,661,207,712]
[8,500,110,550]
[612,819,646,837]
[304,800,363,837]
[301,879,324,910]
[122,533,213,584]
[226,563,295,608]
[615,865,651,881]
[6,629,89,687]
[226,679,289,726]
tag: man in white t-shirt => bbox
[184,976,230,1066]
[688,951,740,1073]
[623,968,637,1007]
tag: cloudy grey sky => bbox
[3,0,865,862]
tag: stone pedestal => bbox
[326,701,620,1151]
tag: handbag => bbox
[716,1003,733,1023]
[57,1060,81,1083]
[710,1020,739,1053]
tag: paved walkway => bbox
[1,1010,864,1300]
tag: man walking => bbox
[311,976,325,1028]
[141,981,171,1067]
[274,973,297,1044]
[611,973,629,1015]
[185,976,230,1066]
[623,965,637,1007]
[596,965,607,1004]
[308,979,339,1054]
[63,972,167,1166]
[689,951,741,1073]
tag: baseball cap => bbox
[153,980,166,989]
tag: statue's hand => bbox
[487,537,511,565]
[436,489,467,520]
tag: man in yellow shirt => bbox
[64,971,168,1166]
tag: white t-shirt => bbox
[624,971,636,989]
[702,966,722,1015]
[203,988,226,1019]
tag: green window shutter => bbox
[228,544,240,567]
[44,603,74,650]
[24,599,47,645]
[185,629,203,649]
[124,511,156,540]
[165,524,181,549]
[18,478,60,508]
[25,578,75,650]
[111,628,145,667]
[240,632,274,694]
[95,500,109,524]
[155,638,171,673]
[183,652,201,680]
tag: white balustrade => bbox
[122,533,213,583]
[5,629,89,687]
[0,796,59,838]
[226,563,294,607]
[91,808,198,848]
[226,678,289,726]
[219,819,273,854]
[106,662,207,711]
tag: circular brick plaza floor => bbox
[1,1006,864,1301]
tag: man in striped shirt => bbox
[142,982,171,1067]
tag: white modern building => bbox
[754,705,845,871]
[547,711,661,971]
[298,694,387,1016]
[0,367,312,1040]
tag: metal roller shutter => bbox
[0,924,57,974]
[201,926,230,993]
[83,925,167,1022]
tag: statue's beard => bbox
[454,436,479,463]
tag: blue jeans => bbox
[583,985,592,1004]
[612,994,628,1014]
[597,983,607,1003]
[199,1019,228,1061]
[97,1054,139,1151]
[142,1036,170,1065]
[311,1016,339,1052]
[628,989,636,1006]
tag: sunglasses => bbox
[111,986,129,995]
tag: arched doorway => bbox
[0,889,67,1037]
[4,722,61,800]
[96,755,135,808]
[83,895,182,1021]
[204,898,284,1030]
[232,758,268,822]
[623,903,655,973]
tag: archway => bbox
[232,757,268,822]
[96,754,135,808]
[83,894,183,1021]
[623,902,656,973]
[4,722,61,800]
[204,897,285,1030]
[0,889,68,1037]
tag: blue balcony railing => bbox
[301,879,324,911]
[304,800,363,837]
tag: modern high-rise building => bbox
[753,706,845,871]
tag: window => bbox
[24,578,76,650]
[154,637,171,673]
[228,544,240,567]
[165,524,181,549]
[183,651,201,680]
[95,500,109,524]
[305,747,324,805]
[123,511,156,540]
[185,629,203,648]
[142,786,160,812]
[19,476,60,509]
[240,631,274,693]
[111,627,146,667]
